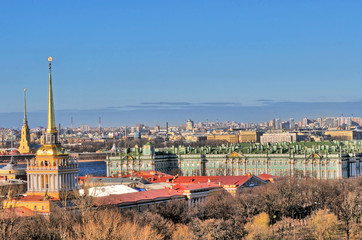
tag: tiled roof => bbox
[2,206,35,217]
[12,194,56,201]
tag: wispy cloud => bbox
[257,99,274,102]
[200,102,240,106]
[140,102,191,106]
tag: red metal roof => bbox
[93,182,222,207]
[172,182,221,191]
[152,175,255,187]
[257,174,279,181]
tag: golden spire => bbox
[46,57,57,133]
[23,88,27,124]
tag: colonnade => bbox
[28,172,78,192]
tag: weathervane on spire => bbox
[48,56,52,70]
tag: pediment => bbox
[228,151,243,158]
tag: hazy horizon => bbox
[1,99,362,129]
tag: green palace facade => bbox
[106,141,362,179]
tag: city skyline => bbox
[1,100,362,129]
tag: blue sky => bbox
[1,1,362,127]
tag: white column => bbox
[54,174,58,191]
[60,174,63,190]
[44,174,46,190]
[68,173,71,189]
[38,174,41,191]
[32,175,36,191]
[40,174,42,191]
[51,174,55,191]
[68,173,71,190]
[49,174,52,191]
[34,175,37,191]
[63,174,66,190]
[49,174,51,190]
[72,173,75,189]
[29,175,33,191]
[29,175,32,191]
[27,175,30,191]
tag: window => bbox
[42,206,45,210]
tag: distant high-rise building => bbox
[186,119,194,131]
[275,118,281,130]
[303,118,308,128]
[324,117,337,128]
[317,118,323,127]
[136,124,144,132]
[289,118,295,130]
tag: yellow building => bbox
[238,131,261,143]
[207,134,239,143]
[207,131,261,143]
[3,57,79,214]
[325,130,359,141]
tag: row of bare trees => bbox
[0,176,361,239]
[123,176,361,239]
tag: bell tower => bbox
[18,89,31,154]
